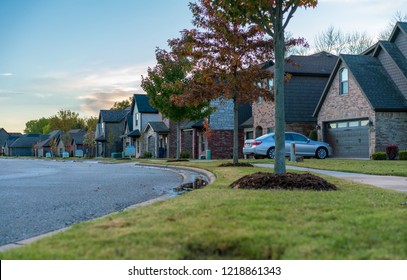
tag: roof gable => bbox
[389,21,407,43]
[314,54,407,116]
[144,122,169,133]
[132,94,158,114]
[99,109,129,123]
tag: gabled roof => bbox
[314,54,407,116]
[389,21,407,42]
[99,109,129,123]
[144,122,169,134]
[10,134,47,148]
[131,94,158,114]
[373,41,407,79]
[268,51,338,76]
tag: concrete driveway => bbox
[256,163,407,192]
[0,158,187,247]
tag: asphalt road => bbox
[0,158,184,246]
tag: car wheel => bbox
[267,147,275,159]
[315,147,328,159]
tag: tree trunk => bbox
[233,97,239,164]
[176,120,181,160]
[273,3,286,174]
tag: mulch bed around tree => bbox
[218,162,254,167]
[230,172,337,191]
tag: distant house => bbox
[314,22,407,158]
[95,109,129,157]
[0,128,9,155]
[69,129,87,156]
[35,130,63,157]
[143,121,170,158]
[121,94,160,158]
[252,51,337,139]
[8,134,47,157]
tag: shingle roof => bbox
[133,94,158,114]
[377,41,407,79]
[269,51,338,76]
[10,134,47,148]
[342,54,407,110]
[100,109,129,123]
[145,122,169,133]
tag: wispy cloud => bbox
[0,73,14,76]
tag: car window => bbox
[284,133,293,141]
[291,133,308,142]
[257,134,274,141]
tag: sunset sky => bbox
[1,0,406,133]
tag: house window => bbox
[339,68,349,95]
[267,79,273,91]
[135,113,139,127]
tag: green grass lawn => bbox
[1,160,406,260]
[247,158,407,177]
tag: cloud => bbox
[0,73,14,76]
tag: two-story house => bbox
[252,51,338,139]
[314,22,407,158]
[95,109,129,157]
[121,94,160,158]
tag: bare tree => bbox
[378,11,407,40]
[314,25,374,55]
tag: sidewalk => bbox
[255,164,407,192]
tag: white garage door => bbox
[325,119,370,158]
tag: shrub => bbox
[386,144,399,160]
[399,150,407,160]
[180,151,190,159]
[308,130,318,141]
[141,151,153,159]
[371,152,387,160]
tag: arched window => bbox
[339,68,349,95]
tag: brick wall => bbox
[207,129,245,159]
[253,100,274,137]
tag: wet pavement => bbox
[0,158,189,246]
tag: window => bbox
[339,68,349,95]
[291,133,308,142]
[268,79,273,91]
[135,113,139,127]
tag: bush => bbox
[371,152,387,160]
[308,130,318,141]
[399,150,407,160]
[386,144,399,160]
[180,151,190,159]
[141,151,153,159]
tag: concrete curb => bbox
[0,163,216,253]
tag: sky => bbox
[1,0,407,133]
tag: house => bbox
[252,51,338,139]
[143,121,170,158]
[0,128,9,155]
[35,130,64,157]
[314,22,407,158]
[200,99,252,159]
[121,94,160,158]
[69,129,87,157]
[8,134,48,157]
[95,109,129,157]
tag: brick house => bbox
[252,51,337,140]
[314,22,407,158]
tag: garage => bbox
[325,119,370,158]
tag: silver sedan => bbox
[243,132,332,159]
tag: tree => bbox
[378,11,407,40]
[314,25,374,55]
[83,129,96,158]
[168,0,276,164]
[84,116,98,131]
[216,0,318,173]
[110,96,133,110]
[48,109,84,132]
[24,118,50,134]
[141,48,212,159]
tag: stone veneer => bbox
[375,112,407,152]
